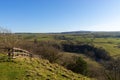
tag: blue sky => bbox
[0,0,120,32]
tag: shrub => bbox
[62,43,111,61]
[103,57,120,80]
[66,56,88,75]
[19,40,63,63]
[38,46,62,63]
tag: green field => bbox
[1,33,119,80]
[93,38,120,56]
[22,33,120,57]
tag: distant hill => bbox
[60,31,120,37]
[15,31,120,38]
[61,31,92,34]
[61,31,120,34]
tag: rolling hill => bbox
[0,54,93,80]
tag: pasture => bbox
[19,33,120,57]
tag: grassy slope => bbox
[93,38,120,57]
[61,52,104,79]
[72,37,120,57]
[0,55,92,80]
[68,36,120,57]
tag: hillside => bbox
[0,54,93,80]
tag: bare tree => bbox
[0,27,20,59]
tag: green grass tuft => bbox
[0,55,93,80]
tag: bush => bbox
[66,56,88,75]
[103,57,120,80]
[62,43,111,61]
[31,41,62,63]
[19,40,62,63]
[37,46,62,63]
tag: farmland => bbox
[18,33,120,57]
[0,32,120,80]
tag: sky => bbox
[0,0,120,33]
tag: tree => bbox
[67,56,88,75]
[0,27,20,59]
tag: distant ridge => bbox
[15,31,120,35]
[61,31,92,34]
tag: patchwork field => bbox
[1,33,119,80]
[22,33,120,57]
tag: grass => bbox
[66,37,120,57]
[9,33,120,80]
[21,33,120,57]
[93,38,120,57]
[0,54,93,80]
